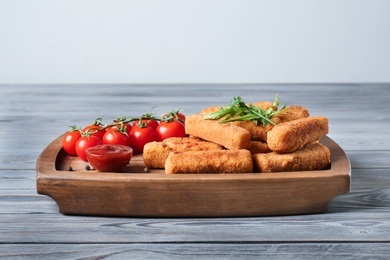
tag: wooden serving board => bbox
[36,135,350,217]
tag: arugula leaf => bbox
[203,95,286,127]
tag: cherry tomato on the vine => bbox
[75,135,102,161]
[82,125,106,140]
[107,122,132,136]
[174,112,186,123]
[162,111,186,123]
[132,119,159,130]
[156,121,186,141]
[129,125,157,152]
[102,128,132,147]
[62,131,81,156]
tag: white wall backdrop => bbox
[1,0,389,84]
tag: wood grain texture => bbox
[1,84,389,258]
[1,243,390,260]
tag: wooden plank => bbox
[2,84,389,115]
[1,243,390,259]
[0,85,387,108]
[347,151,390,168]
[1,212,390,243]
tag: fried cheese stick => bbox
[229,106,309,141]
[165,149,253,174]
[248,141,272,154]
[272,106,310,124]
[253,142,331,173]
[267,116,329,153]
[143,137,223,168]
[185,114,251,150]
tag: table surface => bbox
[1,84,389,259]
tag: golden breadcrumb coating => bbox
[253,142,331,173]
[143,137,223,168]
[274,106,310,124]
[165,149,253,174]
[248,141,272,154]
[185,114,251,150]
[267,116,328,153]
[230,120,272,141]
[250,101,275,110]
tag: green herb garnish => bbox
[203,95,286,127]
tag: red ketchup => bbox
[85,144,133,172]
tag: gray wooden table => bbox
[1,84,389,259]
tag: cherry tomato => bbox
[75,135,102,161]
[62,131,81,156]
[174,112,186,123]
[129,125,157,152]
[107,122,132,135]
[82,125,106,140]
[156,121,186,141]
[162,111,186,123]
[132,119,159,130]
[102,128,132,147]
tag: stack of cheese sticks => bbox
[143,101,330,174]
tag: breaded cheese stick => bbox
[185,114,251,150]
[230,105,310,141]
[248,141,272,155]
[165,149,253,174]
[253,142,331,173]
[267,116,329,153]
[273,106,310,125]
[250,101,274,110]
[231,120,272,141]
[143,137,223,168]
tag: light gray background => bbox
[1,0,389,84]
